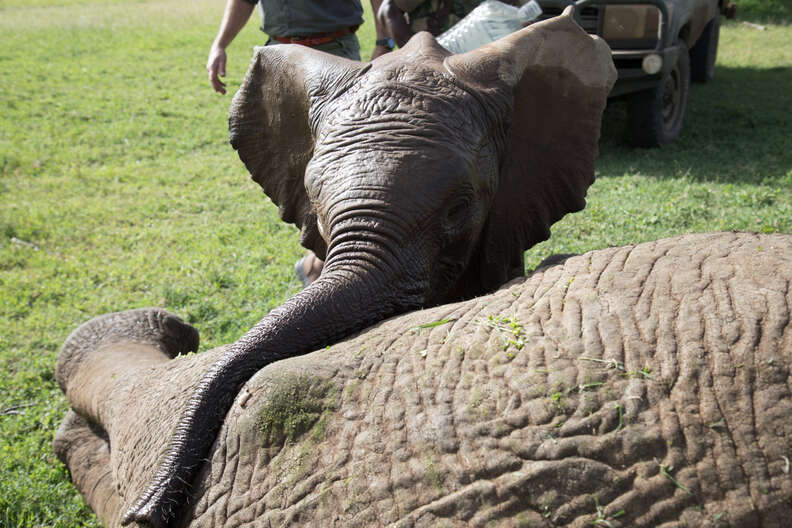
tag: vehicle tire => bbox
[626,42,690,147]
[690,14,720,82]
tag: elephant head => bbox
[96,8,616,526]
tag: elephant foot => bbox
[56,308,199,393]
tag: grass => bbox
[0,0,790,525]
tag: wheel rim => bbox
[662,66,682,131]
[707,22,720,79]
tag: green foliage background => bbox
[0,0,790,525]
[738,0,792,20]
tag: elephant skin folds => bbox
[55,232,792,527]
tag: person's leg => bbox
[294,251,324,286]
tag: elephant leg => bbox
[53,411,122,527]
[55,308,199,443]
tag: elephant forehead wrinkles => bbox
[304,151,482,248]
[314,74,493,153]
[310,151,475,214]
[363,62,466,102]
[310,108,490,186]
[306,80,501,230]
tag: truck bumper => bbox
[609,45,681,97]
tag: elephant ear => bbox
[445,7,617,290]
[229,45,365,259]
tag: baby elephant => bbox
[59,8,618,526]
[55,232,792,527]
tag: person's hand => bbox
[371,45,392,60]
[206,45,228,94]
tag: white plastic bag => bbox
[437,0,543,54]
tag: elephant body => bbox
[55,232,792,527]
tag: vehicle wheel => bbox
[626,42,690,147]
[690,14,720,82]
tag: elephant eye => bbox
[446,198,471,229]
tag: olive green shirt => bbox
[242,0,364,37]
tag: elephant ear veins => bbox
[228,45,366,258]
[444,7,617,291]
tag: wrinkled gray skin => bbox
[55,232,792,527]
[57,10,617,527]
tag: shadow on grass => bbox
[596,65,792,186]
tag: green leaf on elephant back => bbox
[415,318,456,330]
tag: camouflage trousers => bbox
[405,0,484,35]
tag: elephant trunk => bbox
[123,238,424,527]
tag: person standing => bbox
[206,0,364,94]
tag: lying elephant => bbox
[55,232,792,527]
[65,9,616,526]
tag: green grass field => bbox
[1,0,790,525]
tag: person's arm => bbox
[370,0,394,59]
[207,0,256,94]
[378,0,414,48]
